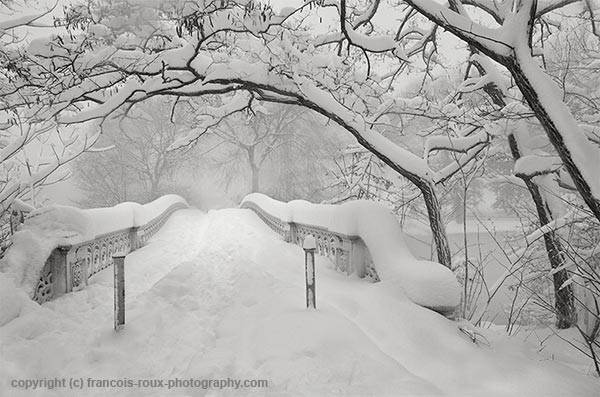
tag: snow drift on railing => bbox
[85,194,187,236]
[242,193,460,310]
[0,195,187,295]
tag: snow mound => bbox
[10,198,36,213]
[0,195,187,296]
[0,205,94,295]
[1,208,599,396]
[0,272,42,327]
[241,193,460,311]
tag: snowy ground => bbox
[1,208,599,396]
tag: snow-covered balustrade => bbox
[241,199,380,281]
[0,195,188,304]
[241,193,460,313]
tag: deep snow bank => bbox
[0,195,187,295]
[241,193,460,311]
[1,208,599,396]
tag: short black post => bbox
[303,235,317,309]
[113,254,125,331]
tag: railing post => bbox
[350,238,365,278]
[303,235,317,309]
[53,246,71,296]
[335,239,349,274]
[288,222,297,244]
[113,254,125,331]
[128,226,139,251]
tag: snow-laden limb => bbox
[424,131,489,158]
[0,130,29,164]
[168,92,253,150]
[343,23,399,53]
[0,5,55,32]
[0,125,101,214]
[314,0,384,47]
[242,193,461,311]
[458,74,498,94]
[461,0,580,24]
[432,142,490,184]
[0,13,47,32]
[514,154,562,178]
[0,194,187,295]
[524,209,579,245]
[403,0,511,58]
[320,0,510,58]
[536,0,582,17]
[459,54,509,95]
[337,0,404,57]
[294,77,433,181]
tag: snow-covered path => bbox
[1,208,600,396]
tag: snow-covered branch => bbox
[514,154,562,178]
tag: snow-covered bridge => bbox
[1,197,599,396]
[4,194,460,314]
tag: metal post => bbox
[128,227,139,251]
[113,254,125,331]
[303,235,317,309]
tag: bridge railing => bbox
[240,193,461,314]
[32,200,188,304]
[240,200,380,282]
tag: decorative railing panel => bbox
[241,201,380,282]
[32,201,188,304]
[243,201,292,241]
[139,203,186,245]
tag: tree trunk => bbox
[508,134,577,328]
[471,55,578,328]
[247,146,260,193]
[420,181,452,268]
[251,165,260,192]
[530,183,577,329]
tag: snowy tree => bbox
[72,98,195,207]
[459,14,600,329]
[2,0,598,271]
[454,47,580,328]
[196,102,333,198]
[0,0,108,253]
[0,1,456,267]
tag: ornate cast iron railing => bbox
[241,201,380,282]
[32,201,188,304]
